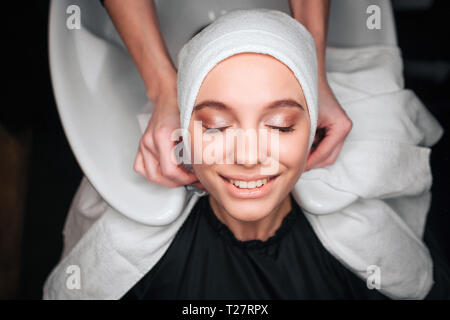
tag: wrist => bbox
[317,72,330,90]
[146,69,177,103]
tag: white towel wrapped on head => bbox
[177,8,318,151]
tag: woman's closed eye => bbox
[202,124,295,133]
[266,125,295,133]
[203,125,231,133]
[264,112,299,133]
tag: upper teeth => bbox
[229,178,269,189]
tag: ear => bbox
[308,127,326,156]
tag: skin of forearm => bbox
[289,0,330,88]
[104,0,177,102]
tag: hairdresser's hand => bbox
[134,91,204,189]
[104,0,204,189]
[305,82,352,171]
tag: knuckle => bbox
[133,167,142,175]
[343,118,353,131]
[143,164,158,182]
[133,161,141,173]
[146,171,157,182]
[142,134,154,150]
[133,158,144,174]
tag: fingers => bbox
[156,128,198,185]
[191,181,206,190]
[306,118,352,171]
[134,129,198,187]
[134,139,182,188]
[306,127,340,170]
[307,139,344,171]
[133,150,146,177]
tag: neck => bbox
[208,194,292,242]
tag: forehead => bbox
[195,52,306,111]
[206,52,296,81]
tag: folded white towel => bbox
[295,45,443,299]
[43,10,443,300]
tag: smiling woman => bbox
[188,52,311,241]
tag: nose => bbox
[228,127,267,167]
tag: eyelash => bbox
[203,125,295,133]
[203,126,230,133]
[269,125,295,133]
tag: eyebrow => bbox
[193,99,305,111]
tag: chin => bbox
[222,199,274,222]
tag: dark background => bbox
[1,1,449,299]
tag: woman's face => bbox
[188,52,310,222]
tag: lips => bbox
[220,173,278,181]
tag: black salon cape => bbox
[122,195,450,300]
[121,194,450,300]
[122,194,387,300]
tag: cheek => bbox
[277,130,310,171]
[189,128,219,188]
[189,114,230,158]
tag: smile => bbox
[228,177,274,189]
[219,174,280,199]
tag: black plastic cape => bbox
[121,189,450,300]
[122,194,394,299]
